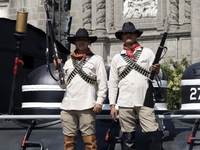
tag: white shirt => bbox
[55,54,108,110]
[109,47,162,107]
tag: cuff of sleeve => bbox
[109,99,116,106]
[54,70,59,74]
[54,70,59,79]
[96,98,104,105]
[110,103,116,106]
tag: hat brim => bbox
[68,36,97,44]
[115,29,143,40]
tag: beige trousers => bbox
[119,106,158,132]
[60,109,96,137]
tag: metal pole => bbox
[1,115,200,120]
[8,33,26,114]
[0,115,111,120]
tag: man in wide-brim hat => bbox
[109,22,162,150]
[54,28,107,150]
[67,28,97,44]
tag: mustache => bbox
[78,43,85,46]
[125,36,132,39]
[125,37,132,40]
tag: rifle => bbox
[44,2,65,85]
[143,21,170,108]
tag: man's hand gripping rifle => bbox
[143,21,170,108]
[44,2,65,85]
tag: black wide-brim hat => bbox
[115,22,143,40]
[68,28,97,44]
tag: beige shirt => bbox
[109,47,162,107]
[55,54,108,110]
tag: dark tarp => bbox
[0,18,69,113]
[0,17,70,55]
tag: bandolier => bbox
[67,55,97,85]
[119,49,150,81]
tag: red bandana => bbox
[71,49,92,60]
[123,43,142,60]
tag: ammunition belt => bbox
[67,58,86,85]
[119,49,150,81]
[79,69,97,84]
[67,56,97,85]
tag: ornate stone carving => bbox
[169,0,179,23]
[123,0,158,19]
[106,0,115,32]
[185,0,190,5]
[96,0,106,29]
[109,0,115,30]
[184,0,190,23]
[113,0,166,31]
[82,0,91,30]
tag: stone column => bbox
[169,0,179,24]
[108,0,115,31]
[96,0,105,28]
[184,0,190,24]
[96,0,106,34]
[191,1,200,63]
[91,0,107,62]
[82,0,92,33]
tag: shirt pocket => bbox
[137,59,149,69]
[82,63,95,76]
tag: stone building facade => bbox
[1,0,200,67]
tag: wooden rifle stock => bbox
[44,2,65,85]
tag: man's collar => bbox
[121,50,126,54]
[120,47,142,54]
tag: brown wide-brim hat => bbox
[68,28,97,44]
[115,22,143,40]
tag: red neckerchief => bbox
[123,43,142,60]
[71,49,92,60]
